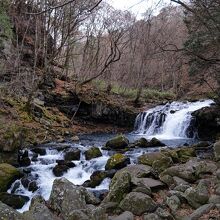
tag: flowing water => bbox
[7,100,214,212]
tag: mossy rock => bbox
[149,138,166,147]
[160,149,179,163]
[138,152,165,166]
[176,147,196,163]
[105,135,129,149]
[105,153,130,170]
[152,156,173,173]
[0,163,22,192]
[89,170,107,188]
[85,147,102,160]
[134,138,150,148]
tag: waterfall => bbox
[134,100,214,139]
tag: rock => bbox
[156,207,174,220]
[64,148,81,161]
[166,195,181,212]
[149,138,166,147]
[0,192,29,209]
[152,156,173,173]
[0,163,22,192]
[119,192,157,216]
[80,187,101,205]
[105,154,130,170]
[209,195,220,204]
[174,184,191,193]
[19,157,31,167]
[28,181,38,192]
[144,213,161,220]
[168,190,186,203]
[132,186,152,196]
[52,164,70,177]
[184,180,209,209]
[21,177,31,188]
[103,171,131,204]
[159,174,174,186]
[0,201,24,220]
[71,136,80,142]
[217,169,220,180]
[193,141,211,150]
[214,141,220,161]
[110,211,134,220]
[131,177,165,191]
[173,176,189,185]
[31,148,46,156]
[85,147,102,160]
[175,147,196,163]
[105,135,129,150]
[11,181,21,193]
[23,196,60,220]
[160,149,179,163]
[194,160,217,177]
[138,152,165,166]
[190,204,215,220]
[56,160,76,168]
[89,170,107,188]
[133,138,149,148]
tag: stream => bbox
[7,99,214,212]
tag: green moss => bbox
[105,153,128,170]
[85,147,102,160]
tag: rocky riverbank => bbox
[1,136,220,220]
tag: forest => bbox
[0,0,220,219]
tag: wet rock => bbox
[190,203,215,220]
[156,207,174,220]
[88,170,107,188]
[19,157,31,167]
[105,154,130,170]
[85,147,102,160]
[119,192,157,216]
[103,171,131,204]
[52,164,69,177]
[149,138,166,147]
[144,213,161,220]
[166,195,181,212]
[11,181,21,193]
[152,156,173,173]
[31,148,46,156]
[110,211,134,220]
[56,160,76,168]
[133,138,149,148]
[28,181,38,192]
[138,152,165,166]
[0,201,24,220]
[0,163,22,192]
[64,148,81,161]
[214,141,220,161]
[105,135,129,150]
[0,192,29,209]
[184,180,209,209]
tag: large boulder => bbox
[0,192,29,209]
[175,147,196,163]
[152,156,173,173]
[0,201,24,220]
[64,148,81,161]
[105,135,129,150]
[119,192,157,216]
[0,163,22,192]
[105,154,130,170]
[85,147,102,160]
[87,170,107,188]
[148,138,166,147]
[133,138,150,148]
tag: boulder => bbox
[166,195,181,212]
[105,154,130,170]
[103,171,131,204]
[152,156,173,173]
[175,147,196,163]
[88,170,107,188]
[0,192,29,209]
[214,141,220,161]
[184,180,209,209]
[52,164,69,177]
[110,211,134,220]
[19,157,31,167]
[105,135,129,150]
[133,138,149,148]
[156,207,174,220]
[0,201,24,220]
[138,152,165,166]
[148,138,166,147]
[119,192,157,216]
[0,163,22,192]
[144,213,161,220]
[208,195,220,204]
[85,147,102,160]
[132,186,152,196]
[28,181,38,192]
[190,204,215,220]
[64,148,81,161]
[31,148,46,156]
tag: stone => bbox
[217,169,220,180]
[149,138,166,147]
[0,201,24,220]
[209,195,220,204]
[173,176,189,186]
[119,192,157,216]
[31,148,46,156]
[159,174,174,186]
[175,147,196,163]
[71,136,80,142]
[214,141,220,161]
[166,195,181,212]
[132,186,152,196]
[28,181,38,192]
[194,160,217,177]
[52,164,69,177]
[105,154,130,170]
[103,171,131,204]
[143,213,161,220]
[174,184,191,193]
[85,147,102,160]
[0,163,22,192]
[89,170,107,188]
[80,187,101,205]
[56,160,76,168]
[133,138,150,148]
[169,190,186,203]
[184,180,209,209]
[190,204,215,220]
[138,152,165,166]
[0,192,29,209]
[193,141,211,150]
[152,156,173,173]
[105,135,129,150]
[64,148,81,161]
[111,211,134,220]
[19,157,31,167]
[156,207,174,220]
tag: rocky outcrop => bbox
[192,105,220,140]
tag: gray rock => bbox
[209,195,220,204]
[131,177,165,190]
[0,201,23,220]
[64,149,81,161]
[156,207,174,220]
[215,186,220,195]
[110,211,134,220]
[105,135,129,150]
[132,186,152,196]
[159,174,174,186]
[166,195,181,212]
[119,192,157,216]
[216,169,220,180]
[214,141,220,161]
[190,203,215,220]
[174,184,191,193]
[144,213,161,220]
[173,176,189,186]
[169,190,186,203]
[80,187,101,205]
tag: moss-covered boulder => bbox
[105,154,130,170]
[149,137,166,147]
[64,149,81,161]
[105,135,129,150]
[138,152,165,166]
[134,138,150,148]
[85,147,102,160]
[0,163,22,192]
[152,156,173,173]
[176,147,196,163]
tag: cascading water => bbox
[134,100,214,139]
